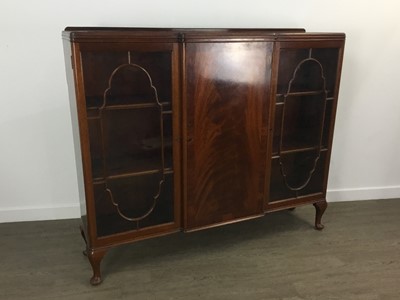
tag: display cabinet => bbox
[63,27,345,285]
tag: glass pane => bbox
[281,93,325,151]
[273,47,328,195]
[80,47,176,236]
[277,48,309,94]
[103,107,163,175]
[94,173,174,236]
[312,48,339,98]
[286,59,324,93]
[298,151,326,196]
[129,52,172,102]
[163,112,173,170]
[272,104,283,155]
[274,98,333,155]
[80,49,174,177]
[81,51,172,108]
[87,117,103,179]
[270,46,341,200]
[277,48,339,97]
[280,150,320,189]
[104,64,158,105]
[139,173,174,229]
[322,100,332,148]
[269,152,326,202]
[269,157,296,201]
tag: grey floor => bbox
[1,199,400,300]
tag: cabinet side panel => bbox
[63,40,88,234]
[184,42,273,230]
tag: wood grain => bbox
[184,42,273,230]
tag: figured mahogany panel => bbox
[184,42,273,230]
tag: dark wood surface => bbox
[183,42,273,230]
[63,27,345,284]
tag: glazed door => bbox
[78,42,181,241]
[267,40,344,208]
[184,41,273,230]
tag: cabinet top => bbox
[62,27,345,43]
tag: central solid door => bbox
[183,41,273,230]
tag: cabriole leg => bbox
[87,248,108,286]
[313,200,328,230]
[80,226,88,256]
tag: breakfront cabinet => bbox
[63,27,345,285]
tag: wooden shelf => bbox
[276,90,326,97]
[93,167,174,184]
[87,101,170,111]
[272,147,328,159]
